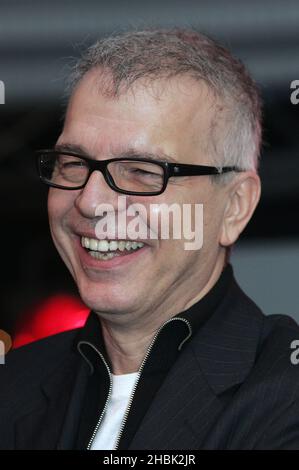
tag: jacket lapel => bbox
[129,281,263,449]
[129,343,222,449]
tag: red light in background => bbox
[13,294,90,348]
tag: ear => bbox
[220,171,261,247]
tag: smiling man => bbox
[1,29,299,450]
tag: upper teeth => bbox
[81,237,144,252]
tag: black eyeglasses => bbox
[36,149,241,196]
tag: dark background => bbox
[0,0,298,336]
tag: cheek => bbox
[48,189,71,218]
[47,190,78,272]
[47,189,73,234]
[202,199,225,248]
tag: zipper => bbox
[78,342,113,450]
[113,317,192,450]
[84,316,192,450]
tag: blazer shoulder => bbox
[0,328,80,398]
[254,313,299,390]
[260,313,299,352]
[218,279,299,395]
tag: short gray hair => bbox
[67,29,262,173]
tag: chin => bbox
[78,283,139,317]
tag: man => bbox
[1,28,299,450]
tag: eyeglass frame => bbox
[36,149,242,196]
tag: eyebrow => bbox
[54,143,178,164]
[54,143,89,156]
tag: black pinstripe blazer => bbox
[1,277,299,449]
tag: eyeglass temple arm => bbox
[167,163,242,177]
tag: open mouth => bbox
[81,236,145,261]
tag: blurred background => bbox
[0,0,298,343]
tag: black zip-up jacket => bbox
[1,264,299,449]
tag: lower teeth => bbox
[89,251,119,260]
[88,246,142,261]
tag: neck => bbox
[100,322,156,374]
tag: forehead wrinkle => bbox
[63,114,142,141]
[59,117,148,157]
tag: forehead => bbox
[59,69,218,163]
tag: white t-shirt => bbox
[90,371,139,450]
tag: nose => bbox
[74,170,120,219]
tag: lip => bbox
[75,235,150,271]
